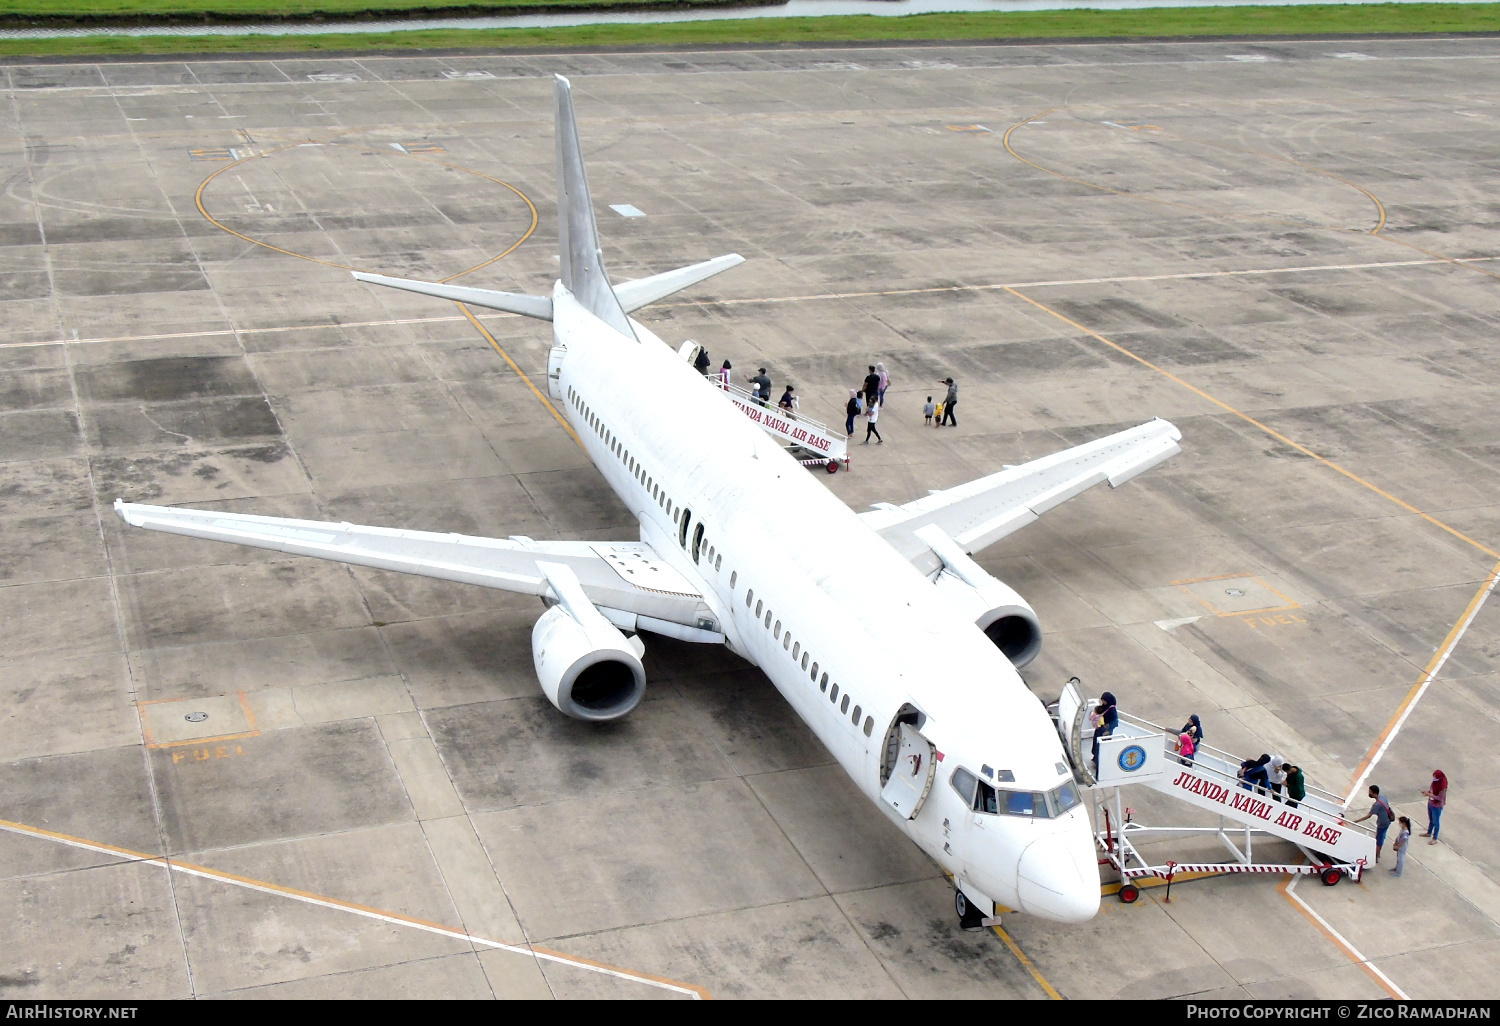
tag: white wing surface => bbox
[861,419,1181,573]
[114,500,722,641]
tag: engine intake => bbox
[532,603,647,720]
[932,569,1043,668]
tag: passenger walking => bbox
[1353,785,1395,862]
[845,390,861,436]
[1421,770,1448,844]
[1268,755,1287,799]
[1390,816,1412,877]
[693,347,711,376]
[863,365,881,408]
[718,360,732,388]
[1175,727,1196,765]
[778,385,797,415]
[1089,691,1118,774]
[1283,762,1305,809]
[863,401,883,444]
[751,368,772,407]
[939,377,958,427]
[1241,754,1270,792]
[875,361,890,404]
[1180,714,1204,747]
[923,396,935,425]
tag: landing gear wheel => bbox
[825,459,839,474]
[955,888,985,929]
[1119,884,1140,904]
[1320,867,1343,887]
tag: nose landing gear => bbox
[955,888,987,930]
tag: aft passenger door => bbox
[880,722,936,819]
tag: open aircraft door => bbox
[880,722,937,820]
[1055,677,1095,785]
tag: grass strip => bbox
[0,3,1496,57]
[0,0,749,28]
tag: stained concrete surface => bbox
[2,36,1499,998]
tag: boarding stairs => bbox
[678,342,850,472]
[1055,679,1375,901]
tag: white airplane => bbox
[116,76,1182,927]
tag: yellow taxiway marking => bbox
[1000,285,1500,562]
[456,302,584,451]
[0,815,708,999]
[1278,871,1406,1000]
[990,922,1063,1000]
[1349,558,1500,797]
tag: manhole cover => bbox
[1225,588,1245,597]
[184,711,209,723]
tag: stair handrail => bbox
[705,375,840,439]
[1112,709,1370,834]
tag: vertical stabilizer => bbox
[554,75,635,338]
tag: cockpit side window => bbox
[975,780,999,815]
[950,767,977,807]
[1050,780,1082,815]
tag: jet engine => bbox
[932,568,1043,668]
[531,603,647,721]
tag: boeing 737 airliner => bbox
[116,77,1182,926]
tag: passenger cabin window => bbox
[819,673,828,692]
[716,555,723,572]
[863,716,874,736]
[691,522,704,563]
[851,704,860,724]
[731,572,738,589]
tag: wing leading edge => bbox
[862,418,1181,574]
[114,500,722,642]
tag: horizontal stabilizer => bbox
[352,271,553,321]
[614,253,745,312]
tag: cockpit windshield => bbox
[950,767,1083,819]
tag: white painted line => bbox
[0,818,703,999]
[609,203,646,217]
[1285,873,1408,999]
[9,254,1496,352]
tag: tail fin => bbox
[554,75,635,338]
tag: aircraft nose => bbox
[1016,832,1100,924]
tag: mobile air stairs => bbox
[678,342,851,473]
[1054,679,1374,903]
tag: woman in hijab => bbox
[845,389,861,436]
[1090,692,1119,773]
[1421,770,1448,844]
[718,359,732,388]
[1267,755,1287,799]
[1240,754,1271,791]
[1180,714,1204,746]
[875,361,890,404]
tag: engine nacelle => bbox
[932,569,1044,668]
[531,604,647,721]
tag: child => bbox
[1390,816,1412,877]
[1176,729,1196,765]
[923,396,935,425]
[934,400,945,427]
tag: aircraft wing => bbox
[113,500,723,642]
[860,419,1181,574]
